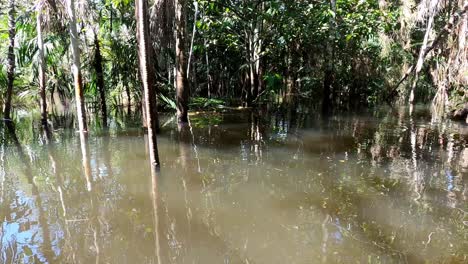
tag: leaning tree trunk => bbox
[3,0,15,121]
[93,31,107,127]
[37,3,47,124]
[66,0,87,132]
[175,0,189,123]
[409,12,435,106]
[136,0,161,167]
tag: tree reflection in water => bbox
[0,107,467,263]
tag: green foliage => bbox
[189,97,225,110]
[159,94,177,110]
[189,112,223,127]
[0,0,463,118]
[264,73,283,92]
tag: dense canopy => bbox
[0,0,467,123]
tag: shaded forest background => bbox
[0,0,467,124]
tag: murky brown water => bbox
[1,107,467,263]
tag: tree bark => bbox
[286,43,297,96]
[175,0,189,123]
[187,1,198,78]
[409,13,434,105]
[322,0,336,115]
[136,0,161,167]
[3,0,15,121]
[252,4,263,102]
[66,0,88,132]
[79,130,92,191]
[204,39,211,98]
[126,85,131,110]
[93,31,107,127]
[37,3,47,124]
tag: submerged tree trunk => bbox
[3,0,16,121]
[79,130,92,191]
[66,0,88,132]
[175,0,189,123]
[322,69,333,114]
[136,0,161,167]
[37,3,47,124]
[93,31,107,127]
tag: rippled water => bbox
[0,106,467,263]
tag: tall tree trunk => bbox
[136,0,161,167]
[286,43,297,96]
[252,4,264,102]
[37,3,47,124]
[175,0,189,123]
[246,31,258,107]
[93,31,107,127]
[66,0,88,132]
[409,13,435,105]
[125,85,131,109]
[3,0,15,121]
[187,1,198,78]
[204,38,211,98]
[322,0,336,115]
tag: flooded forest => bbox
[0,0,467,263]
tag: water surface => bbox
[1,107,467,263]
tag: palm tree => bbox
[136,0,160,167]
[65,0,87,132]
[3,0,16,121]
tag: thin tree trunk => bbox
[322,0,336,115]
[204,38,211,98]
[286,44,296,96]
[110,8,113,33]
[136,0,161,167]
[175,0,189,123]
[66,0,88,132]
[409,14,434,105]
[93,31,107,127]
[248,31,258,106]
[252,4,263,101]
[187,1,198,78]
[79,130,92,191]
[3,0,15,121]
[126,85,131,109]
[37,3,47,124]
